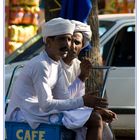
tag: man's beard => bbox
[59,46,69,58]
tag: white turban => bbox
[42,17,75,43]
[71,20,92,49]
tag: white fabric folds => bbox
[62,107,93,129]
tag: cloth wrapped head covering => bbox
[71,20,92,49]
[42,17,75,43]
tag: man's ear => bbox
[46,38,50,44]
[46,38,53,47]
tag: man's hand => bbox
[83,94,109,108]
[79,58,92,82]
[95,107,118,123]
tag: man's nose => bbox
[71,43,77,51]
[64,39,72,49]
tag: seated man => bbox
[6,18,117,140]
[52,20,117,140]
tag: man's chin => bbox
[61,52,68,58]
[71,53,77,59]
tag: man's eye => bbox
[68,37,72,41]
[74,40,81,45]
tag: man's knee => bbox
[85,111,103,128]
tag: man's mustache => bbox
[59,46,69,52]
[68,50,77,57]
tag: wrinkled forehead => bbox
[73,31,84,40]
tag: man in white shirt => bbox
[53,20,117,140]
[6,18,116,140]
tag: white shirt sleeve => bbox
[31,61,84,113]
[67,77,85,98]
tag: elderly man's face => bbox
[67,32,84,59]
[46,34,72,61]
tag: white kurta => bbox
[6,51,84,129]
[52,58,85,99]
[53,59,113,140]
[53,58,93,140]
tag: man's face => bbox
[47,34,72,61]
[68,32,84,59]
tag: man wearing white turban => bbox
[53,20,117,140]
[6,18,117,140]
[6,17,76,128]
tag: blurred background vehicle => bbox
[5,13,135,139]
